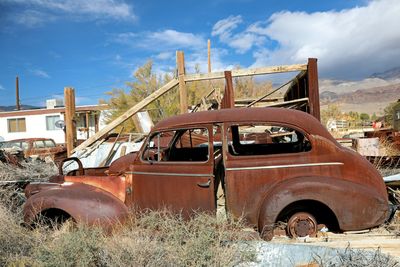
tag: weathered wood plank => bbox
[72,78,179,153]
[64,87,76,156]
[177,51,187,114]
[184,63,308,82]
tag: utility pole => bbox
[16,76,20,110]
[176,51,188,114]
[64,87,76,156]
[207,39,211,73]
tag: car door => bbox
[30,140,46,157]
[131,125,216,216]
[222,122,315,224]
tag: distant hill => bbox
[320,91,339,103]
[370,66,400,80]
[0,105,41,112]
[320,66,400,114]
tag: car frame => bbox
[23,108,390,239]
[1,138,66,161]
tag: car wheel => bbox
[287,211,317,238]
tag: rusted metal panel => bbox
[23,108,389,239]
[2,138,67,162]
[24,182,128,228]
[307,58,320,121]
[130,124,216,217]
[221,71,235,109]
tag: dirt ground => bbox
[272,230,400,258]
[269,210,400,260]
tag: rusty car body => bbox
[24,108,390,238]
[1,138,66,162]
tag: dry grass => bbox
[0,161,57,214]
[1,161,399,266]
[0,161,57,182]
[0,204,257,266]
[313,245,399,267]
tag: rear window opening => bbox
[228,124,311,156]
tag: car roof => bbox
[153,107,336,142]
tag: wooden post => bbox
[85,112,90,139]
[307,58,320,121]
[94,113,99,133]
[221,71,234,109]
[64,87,76,156]
[176,51,188,114]
[207,39,211,73]
[16,76,20,110]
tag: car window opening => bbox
[228,124,312,156]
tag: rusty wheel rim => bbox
[287,212,317,238]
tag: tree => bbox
[359,113,370,121]
[321,104,342,125]
[101,60,178,133]
[383,101,400,127]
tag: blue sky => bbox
[1,0,400,107]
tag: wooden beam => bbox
[207,39,211,73]
[72,78,179,153]
[184,63,307,82]
[64,87,76,156]
[247,79,292,108]
[264,97,309,108]
[307,58,320,121]
[94,113,99,133]
[15,76,20,110]
[85,112,90,139]
[221,71,234,109]
[176,51,188,114]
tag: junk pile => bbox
[0,149,23,167]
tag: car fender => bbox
[24,182,129,228]
[257,176,388,235]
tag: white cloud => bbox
[155,52,174,61]
[30,68,50,78]
[7,0,135,27]
[212,15,242,39]
[212,15,265,54]
[149,30,204,48]
[248,0,400,78]
[115,29,205,50]
[0,84,5,90]
[14,10,52,27]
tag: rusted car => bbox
[2,138,66,162]
[24,108,390,239]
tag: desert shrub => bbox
[102,210,257,266]
[0,161,57,214]
[0,204,39,266]
[33,225,106,267]
[0,161,57,182]
[313,245,399,267]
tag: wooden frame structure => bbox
[72,53,319,153]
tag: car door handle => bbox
[197,179,211,188]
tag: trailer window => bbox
[227,124,311,156]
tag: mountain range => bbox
[1,67,399,115]
[0,105,40,112]
[319,66,400,114]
